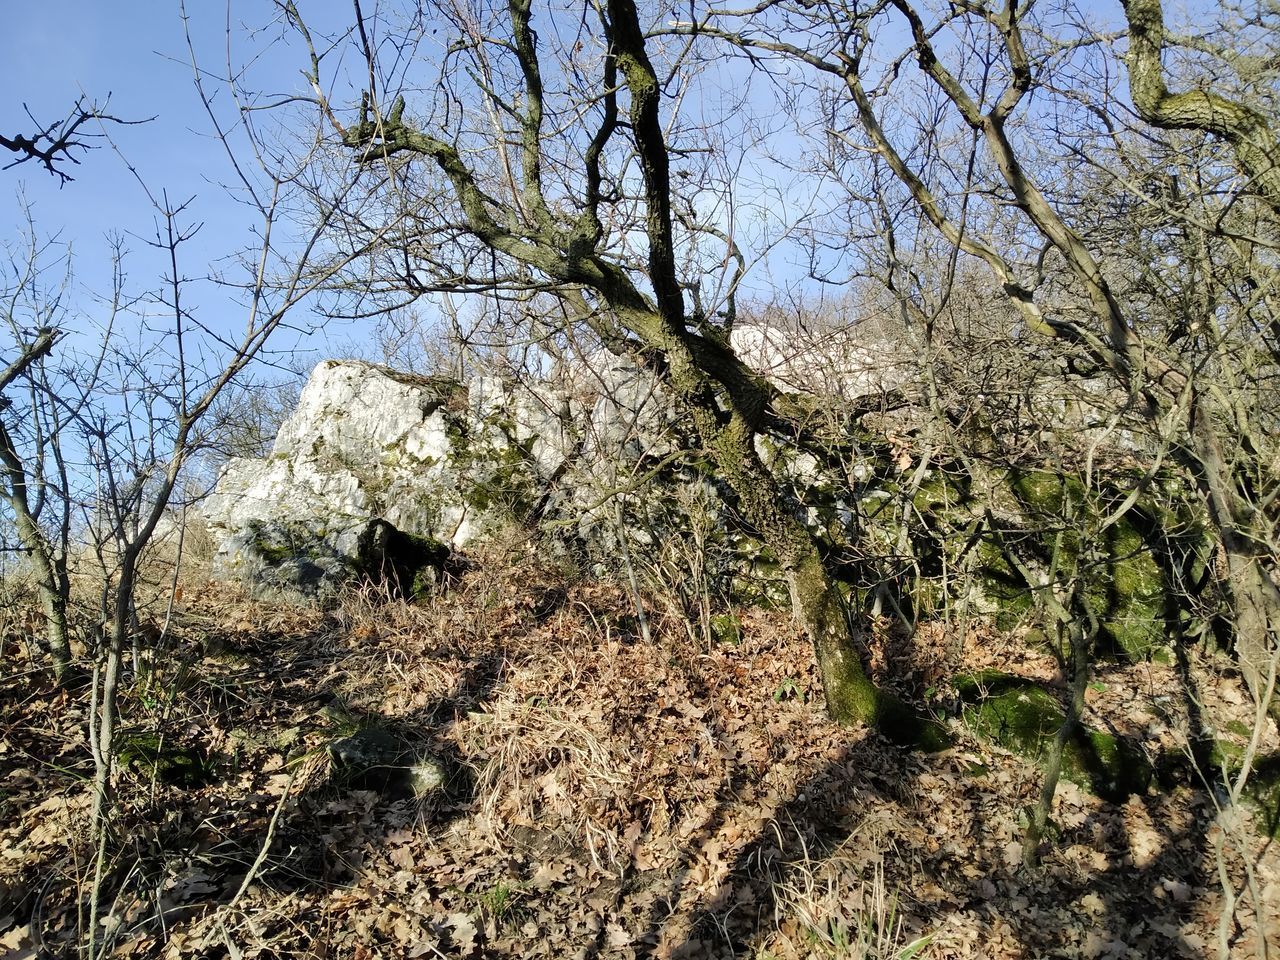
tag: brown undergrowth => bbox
[1,551,1277,959]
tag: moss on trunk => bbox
[1244,754,1280,838]
[789,551,949,749]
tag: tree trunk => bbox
[11,504,74,681]
[787,550,880,724]
[326,0,948,745]
[1192,413,1280,719]
[37,573,73,681]
[676,388,946,745]
[1122,0,1280,215]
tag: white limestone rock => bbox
[204,327,910,596]
[207,360,551,592]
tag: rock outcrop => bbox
[204,327,1187,661]
[204,359,573,593]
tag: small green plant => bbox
[481,881,514,916]
[472,879,524,928]
[773,677,804,702]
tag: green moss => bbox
[248,520,294,565]
[1086,515,1167,659]
[911,468,971,514]
[957,673,1151,801]
[953,669,1036,699]
[1023,627,1050,648]
[710,612,743,645]
[1210,739,1244,766]
[1011,470,1086,515]
[119,732,214,788]
[1196,746,1280,838]
[464,449,538,518]
[973,540,1034,629]
[1245,755,1280,838]
[941,468,1171,659]
[440,404,542,528]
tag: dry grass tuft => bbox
[760,820,934,959]
[464,686,630,867]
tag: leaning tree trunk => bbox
[5,493,75,680]
[686,402,881,725]
[601,0,933,741]
[36,567,74,682]
[669,360,946,746]
[325,0,946,745]
[1122,0,1280,215]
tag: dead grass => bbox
[751,819,914,959]
[1,556,1278,959]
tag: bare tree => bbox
[0,319,75,678]
[0,217,120,684]
[272,0,945,742]
[673,0,1277,942]
[684,0,1278,716]
[0,39,396,960]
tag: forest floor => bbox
[1,552,1278,959]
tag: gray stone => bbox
[326,727,447,800]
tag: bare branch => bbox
[0,98,148,184]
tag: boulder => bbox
[326,727,447,800]
[204,359,571,594]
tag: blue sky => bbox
[1,2,355,368]
[3,1,799,370]
[4,4,235,275]
[2,0,1138,371]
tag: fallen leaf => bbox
[531,860,569,891]
[606,922,632,948]
[446,912,478,955]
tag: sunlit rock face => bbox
[729,323,911,399]
[202,327,915,598]
[204,359,574,594]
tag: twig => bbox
[228,767,298,909]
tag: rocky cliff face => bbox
[203,359,574,592]
[203,323,901,598]
[203,329,1180,661]
[202,325,874,595]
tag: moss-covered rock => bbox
[1193,746,1280,838]
[972,540,1035,629]
[1095,518,1166,659]
[119,731,214,788]
[949,468,1171,659]
[955,672,1152,801]
[326,726,447,800]
[710,612,743,645]
[1245,754,1280,838]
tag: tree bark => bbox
[1122,0,1280,215]
[1192,410,1280,718]
[0,328,75,680]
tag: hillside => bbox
[2,551,1276,959]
